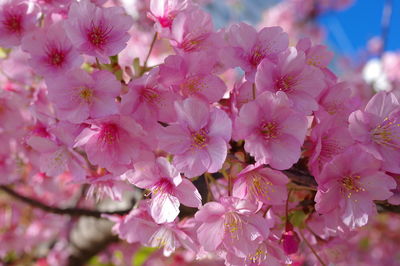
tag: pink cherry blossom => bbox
[315,146,396,229]
[64,0,133,63]
[158,97,232,177]
[27,135,86,180]
[308,116,354,177]
[21,22,83,78]
[74,115,154,174]
[46,69,120,123]
[349,92,400,173]
[224,22,288,78]
[195,196,271,258]
[125,157,201,223]
[121,68,178,124]
[170,6,220,54]
[255,48,326,115]
[233,164,289,206]
[159,53,227,103]
[0,0,37,48]
[148,0,189,35]
[235,91,308,170]
[113,200,198,256]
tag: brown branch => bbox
[0,185,132,218]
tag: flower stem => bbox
[143,32,158,69]
[299,229,327,266]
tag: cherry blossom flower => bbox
[255,48,326,115]
[159,53,227,103]
[46,69,120,123]
[158,97,232,177]
[21,22,83,78]
[148,0,189,36]
[121,68,178,124]
[0,0,37,48]
[113,200,198,256]
[125,157,201,223]
[235,92,308,170]
[349,92,400,173]
[233,164,289,206]
[195,196,271,258]
[223,22,288,79]
[308,116,354,177]
[74,115,154,174]
[64,0,133,63]
[315,146,396,229]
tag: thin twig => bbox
[0,185,132,218]
[143,32,158,69]
[299,229,327,266]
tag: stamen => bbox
[371,117,400,150]
[224,212,243,240]
[87,21,112,48]
[275,75,296,93]
[191,128,208,149]
[340,174,365,199]
[260,121,279,140]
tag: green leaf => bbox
[132,246,157,266]
[289,210,307,228]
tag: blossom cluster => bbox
[0,0,399,265]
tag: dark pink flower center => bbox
[158,16,173,28]
[87,22,111,48]
[3,12,22,33]
[260,121,279,140]
[98,123,119,145]
[153,178,174,194]
[45,44,66,67]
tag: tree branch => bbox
[0,185,132,218]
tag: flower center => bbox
[78,87,93,103]
[87,22,111,48]
[152,178,174,195]
[248,173,274,200]
[371,117,400,150]
[249,46,266,66]
[318,136,343,165]
[275,75,295,93]
[191,129,208,149]
[260,121,279,140]
[141,87,159,103]
[4,13,22,33]
[98,123,119,145]
[340,174,365,198]
[180,76,204,96]
[179,33,207,52]
[45,46,66,67]
[224,212,243,240]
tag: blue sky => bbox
[318,0,400,57]
[207,0,400,60]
